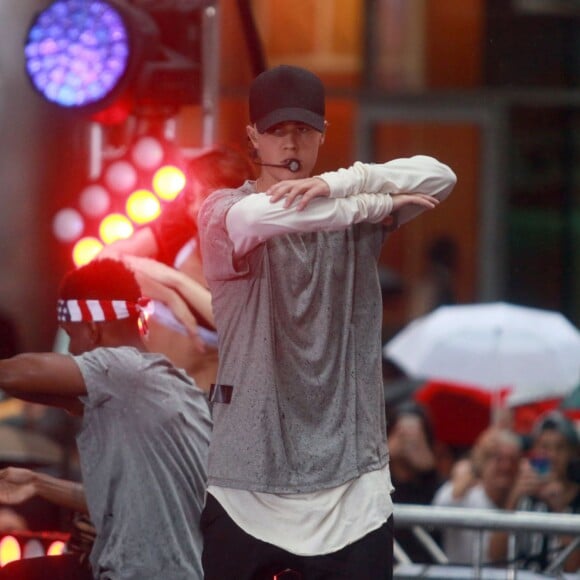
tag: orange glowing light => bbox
[72,237,104,267]
[152,165,186,201]
[126,189,161,224]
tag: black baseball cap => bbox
[249,65,326,133]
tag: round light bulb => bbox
[126,189,161,224]
[105,160,138,194]
[152,165,186,201]
[132,136,164,170]
[53,208,84,242]
[72,237,103,267]
[99,213,134,244]
[79,184,110,216]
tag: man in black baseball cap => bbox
[249,64,326,133]
[198,64,456,580]
[245,64,328,180]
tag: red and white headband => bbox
[57,298,152,334]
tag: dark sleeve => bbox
[149,194,197,266]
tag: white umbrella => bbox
[383,302,580,405]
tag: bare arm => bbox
[133,272,207,353]
[448,459,478,499]
[124,255,214,326]
[0,466,88,514]
[0,353,86,412]
[97,227,159,260]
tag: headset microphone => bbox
[255,159,302,173]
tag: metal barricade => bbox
[393,503,580,580]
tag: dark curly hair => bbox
[58,258,141,303]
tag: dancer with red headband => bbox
[0,258,211,580]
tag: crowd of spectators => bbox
[387,395,580,574]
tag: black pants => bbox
[201,494,393,580]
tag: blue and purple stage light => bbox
[24,0,131,109]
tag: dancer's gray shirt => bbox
[200,183,390,494]
[74,347,211,580]
[199,157,456,495]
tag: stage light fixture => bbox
[0,532,68,569]
[52,134,189,266]
[24,0,157,114]
[24,0,205,117]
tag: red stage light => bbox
[52,134,189,266]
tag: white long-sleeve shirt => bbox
[226,155,456,255]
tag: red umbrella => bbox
[510,398,562,436]
[413,380,511,447]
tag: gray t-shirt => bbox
[74,346,211,580]
[199,184,389,494]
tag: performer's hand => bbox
[0,467,37,505]
[126,255,215,332]
[68,513,97,560]
[133,272,207,354]
[266,177,330,211]
[391,192,440,213]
